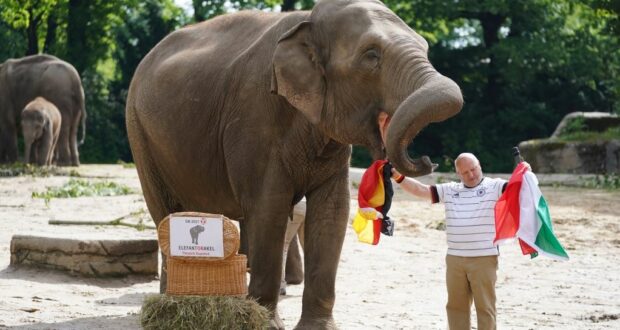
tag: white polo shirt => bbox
[434,177,507,257]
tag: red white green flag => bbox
[494,163,569,261]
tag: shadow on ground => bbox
[0,265,157,288]
[1,314,140,330]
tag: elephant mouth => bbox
[378,111,391,150]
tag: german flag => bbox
[352,160,394,245]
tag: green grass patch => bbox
[0,162,77,177]
[557,126,620,142]
[140,294,270,330]
[117,160,136,168]
[32,178,135,205]
[583,174,620,190]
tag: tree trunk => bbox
[44,6,58,54]
[26,7,39,55]
[479,13,505,108]
[67,0,88,73]
[282,0,296,12]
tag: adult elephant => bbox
[126,0,463,328]
[0,54,85,166]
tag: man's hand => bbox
[391,168,405,183]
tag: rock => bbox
[518,111,620,174]
[10,235,158,277]
[519,139,620,174]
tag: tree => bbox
[381,0,620,171]
[0,0,60,55]
[83,0,186,163]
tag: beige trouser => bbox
[445,254,498,330]
[281,200,306,290]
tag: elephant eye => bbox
[361,48,380,69]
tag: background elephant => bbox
[126,0,462,328]
[0,54,86,166]
[21,97,62,166]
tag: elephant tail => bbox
[78,105,86,146]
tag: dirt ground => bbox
[0,164,619,329]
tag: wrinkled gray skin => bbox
[21,97,62,166]
[0,54,86,166]
[126,0,463,328]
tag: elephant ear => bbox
[271,21,325,124]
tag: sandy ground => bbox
[0,164,619,329]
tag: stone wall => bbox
[10,235,159,277]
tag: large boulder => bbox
[519,112,620,174]
[519,139,620,174]
[551,112,620,138]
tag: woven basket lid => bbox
[158,212,239,261]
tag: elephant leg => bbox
[285,234,304,285]
[286,200,306,284]
[39,131,53,166]
[296,172,349,329]
[56,121,72,166]
[31,141,40,165]
[281,215,304,294]
[127,118,181,292]
[49,134,60,166]
[142,171,181,293]
[0,123,18,163]
[69,114,80,166]
[239,218,249,267]
[243,191,292,330]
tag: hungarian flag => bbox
[352,160,394,245]
[494,162,569,260]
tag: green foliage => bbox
[78,71,129,163]
[559,117,587,136]
[2,0,619,171]
[0,163,70,177]
[117,160,136,168]
[31,178,135,204]
[350,146,372,168]
[0,19,26,58]
[584,173,620,189]
[384,0,620,172]
[71,0,183,163]
[557,126,620,142]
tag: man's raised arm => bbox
[391,168,433,202]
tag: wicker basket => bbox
[166,255,248,296]
[157,212,248,296]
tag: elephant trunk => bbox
[385,74,463,177]
[24,138,32,164]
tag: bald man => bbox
[392,153,527,330]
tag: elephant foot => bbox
[294,316,337,330]
[269,310,285,330]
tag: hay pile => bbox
[141,294,270,329]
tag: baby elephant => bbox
[21,97,62,166]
